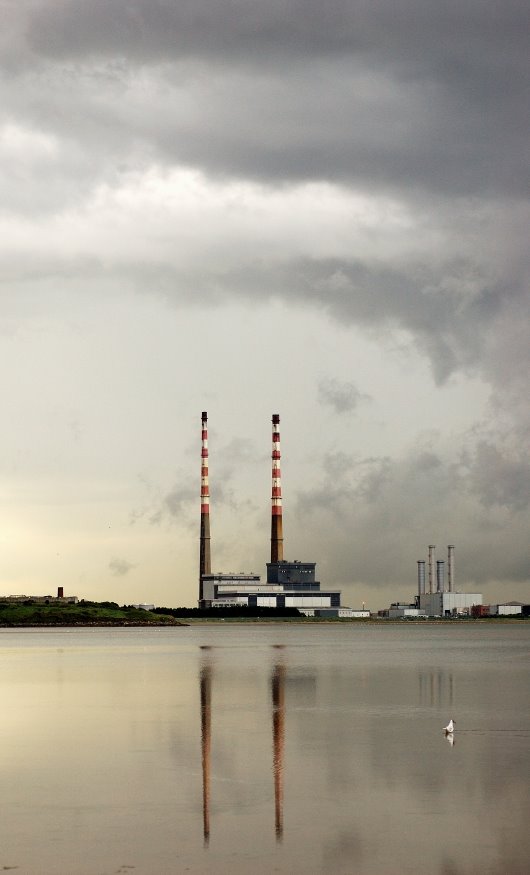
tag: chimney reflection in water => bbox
[199,651,287,845]
[271,661,286,842]
[199,660,212,847]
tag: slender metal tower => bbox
[428,545,436,594]
[199,412,211,605]
[270,414,284,563]
[447,545,455,593]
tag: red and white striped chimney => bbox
[271,414,284,563]
[199,411,211,604]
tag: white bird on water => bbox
[444,719,455,734]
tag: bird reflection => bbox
[200,661,212,847]
[271,661,286,842]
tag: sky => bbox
[1,0,528,611]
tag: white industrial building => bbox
[316,607,370,619]
[419,591,482,617]
[200,562,347,616]
[490,602,523,616]
[388,603,426,619]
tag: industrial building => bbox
[420,590,482,617]
[384,545,483,618]
[1,587,78,604]
[198,413,351,616]
[388,603,425,619]
[472,602,525,618]
[417,545,481,616]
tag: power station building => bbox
[420,591,483,617]
[416,545,482,617]
[385,546,483,618]
[198,413,351,616]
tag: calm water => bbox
[0,624,529,875]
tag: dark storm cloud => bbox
[25,0,528,81]
[0,0,524,198]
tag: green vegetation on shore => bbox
[154,605,302,619]
[1,600,527,627]
[0,600,185,627]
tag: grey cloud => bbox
[135,440,259,529]
[465,441,530,512]
[25,1,528,82]
[1,2,527,401]
[298,451,393,515]
[0,1,523,200]
[4,225,525,399]
[221,253,517,386]
[109,557,136,576]
[160,480,197,523]
[318,377,370,414]
[1,59,520,200]
[129,472,196,528]
[294,432,529,588]
[2,198,527,400]
[416,452,443,473]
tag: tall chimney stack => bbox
[270,414,284,563]
[447,545,455,593]
[428,545,436,594]
[199,412,211,605]
[417,560,426,599]
[436,560,445,593]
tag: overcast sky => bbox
[1,0,528,610]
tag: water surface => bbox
[0,624,528,874]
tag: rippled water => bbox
[0,624,529,874]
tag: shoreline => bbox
[0,617,527,628]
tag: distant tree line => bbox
[154,605,302,618]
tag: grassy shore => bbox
[0,601,186,627]
[0,602,526,627]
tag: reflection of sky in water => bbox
[0,625,529,874]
